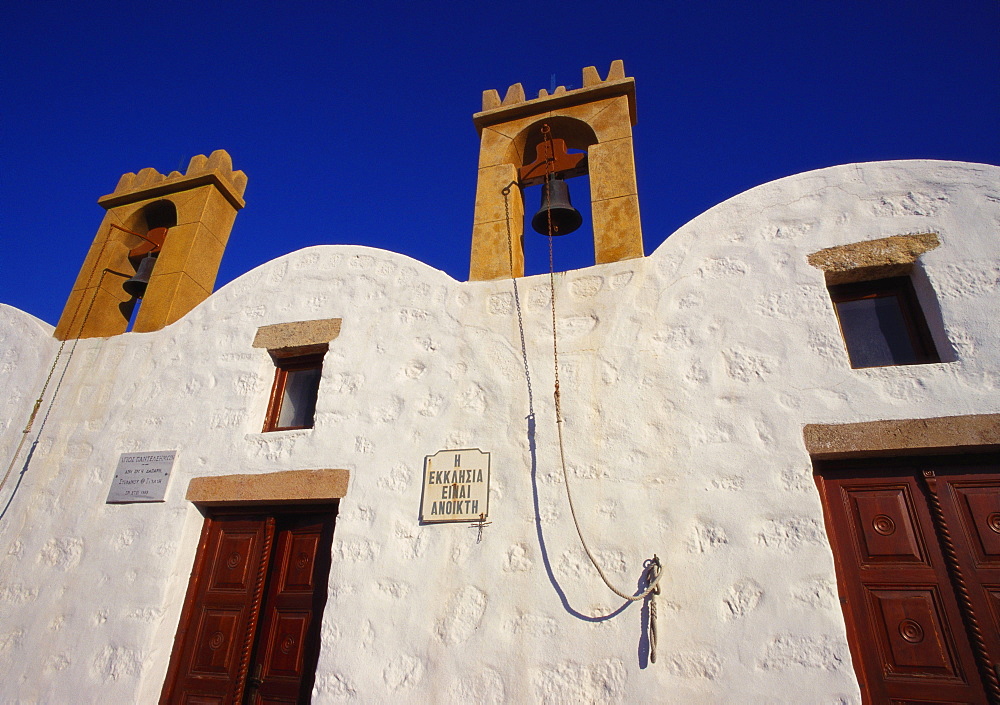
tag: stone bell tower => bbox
[469,60,643,280]
[54,150,246,339]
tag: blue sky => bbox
[3,1,998,326]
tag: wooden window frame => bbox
[829,276,940,369]
[263,351,325,432]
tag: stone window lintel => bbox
[252,318,342,357]
[808,233,940,285]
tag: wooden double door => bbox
[816,455,1000,704]
[160,505,338,704]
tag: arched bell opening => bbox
[122,199,177,330]
[54,151,245,340]
[468,64,642,282]
[121,199,178,240]
[142,199,177,231]
[514,118,597,275]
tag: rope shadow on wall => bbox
[526,411,660,668]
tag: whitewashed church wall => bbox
[0,160,997,703]
[0,304,59,513]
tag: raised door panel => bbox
[188,607,246,676]
[280,532,321,593]
[181,696,226,705]
[949,482,1000,565]
[844,485,927,566]
[987,588,1000,637]
[254,696,298,705]
[887,700,977,705]
[865,587,962,679]
[208,531,261,591]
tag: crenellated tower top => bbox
[475,60,636,131]
[100,149,247,210]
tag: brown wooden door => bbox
[161,506,337,705]
[816,456,1000,704]
[246,513,334,705]
[932,464,1000,696]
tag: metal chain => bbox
[0,346,64,494]
[502,183,534,418]
[501,126,663,662]
[541,125,562,423]
[32,267,116,437]
[649,576,660,663]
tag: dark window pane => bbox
[835,295,919,367]
[277,366,321,428]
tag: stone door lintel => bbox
[186,468,349,506]
[805,413,1000,460]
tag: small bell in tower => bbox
[122,224,168,300]
[123,254,157,299]
[530,176,583,236]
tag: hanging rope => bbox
[648,574,660,663]
[0,228,122,498]
[503,125,664,662]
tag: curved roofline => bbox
[650,159,1000,258]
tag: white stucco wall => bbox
[0,304,59,512]
[0,160,997,703]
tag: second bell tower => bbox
[54,150,246,339]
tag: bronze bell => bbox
[530,177,583,236]
[123,254,157,299]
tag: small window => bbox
[829,277,939,368]
[264,353,324,431]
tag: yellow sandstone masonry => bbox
[469,60,644,281]
[54,150,246,339]
[470,164,523,280]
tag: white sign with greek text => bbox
[107,451,176,503]
[420,448,490,523]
